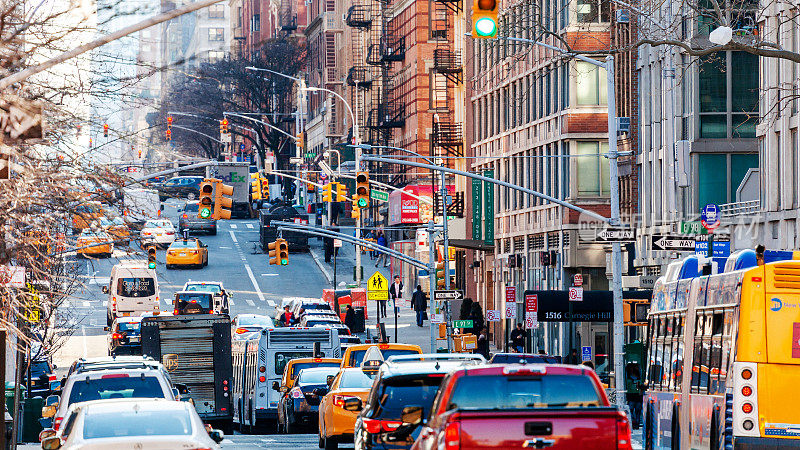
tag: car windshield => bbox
[170,240,197,249]
[297,368,340,385]
[183,203,199,212]
[446,374,602,409]
[117,322,140,333]
[117,278,156,297]
[29,360,51,377]
[144,220,172,229]
[186,283,221,294]
[289,361,340,380]
[340,370,375,389]
[490,354,562,364]
[350,349,419,367]
[82,408,192,439]
[239,316,272,327]
[275,352,314,375]
[176,293,212,309]
[374,375,444,417]
[67,376,165,404]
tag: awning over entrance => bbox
[448,239,494,252]
[525,290,652,322]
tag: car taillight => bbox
[378,344,390,350]
[53,417,62,431]
[741,386,752,396]
[48,375,56,382]
[444,421,460,450]
[333,394,356,408]
[174,309,180,315]
[291,388,303,399]
[742,402,753,414]
[362,417,382,434]
[111,333,122,340]
[166,231,175,235]
[182,214,188,219]
[616,415,633,450]
[101,373,129,379]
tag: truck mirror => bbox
[272,381,280,391]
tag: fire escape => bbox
[279,0,298,32]
[430,0,463,162]
[345,0,373,146]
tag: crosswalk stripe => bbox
[245,299,255,306]
[83,301,90,307]
[246,223,254,229]
[230,224,238,229]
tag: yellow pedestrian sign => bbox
[367,271,389,301]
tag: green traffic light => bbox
[281,259,288,265]
[357,198,368,208]
[199,208,211,219]
[148,262,156,269]
[475,17,497,37]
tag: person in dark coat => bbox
[344,304,356,332]
[467,302,484,335]
[476,327,490,359]
[411,285,427,327]
[510,323,526,353]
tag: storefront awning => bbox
[448,239,495,252]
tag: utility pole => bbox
[427,221,437,353]
[440,170,453,351]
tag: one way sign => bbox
[652,235,696,251]
[595,229,635,242]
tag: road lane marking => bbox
[245,299,255,306]
[229,232,238,244]
[260,273,278,276]
[246,223,254,229]
[83,301,90,307]
[219,246,232,249]
[229,230,275,307]
[230,224,238,229]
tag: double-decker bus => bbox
[644,249,800,449]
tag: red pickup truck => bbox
[409,364,633,450]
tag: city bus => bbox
[644,249,800,449]
[231,327,340,433]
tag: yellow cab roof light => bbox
[360,346,385,373]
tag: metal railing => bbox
[719,199,760,217]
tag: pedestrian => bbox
[510,323,525,353]
[344,304,356,332]
[467,302,484,336]
[375,231,389,267]
[411,285,427,327]
[389,275,403,308]
[565,348,580,364]
[219,289,229,314]
[364,229,376,259]
[279,306,295,327]
[295,308,306,324]
[476,327,490,359]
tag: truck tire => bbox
[324,436,338,450]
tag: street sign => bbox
[695,239,731,258]
[581,346,592,362]
[430,313,444,324]
[367,271,389,301]
[333,239,342,248]
[701,204,721,231]
[594,228,636,242]
[573,274,583,287]
[524,312,537,329]
[505,285,516,304]
[486,310,501,322]
[453,320,473,328]
[680,221,707,235]
[370,189,389,202]
[434,290,464,300]
[652,235,696,251]
[289,157,303,165]
[504,305,517,319]
[525,294,538,313]
[568,286,583,302]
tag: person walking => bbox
[476,327,490,359]
[375,231,389,267]
[411,285,427,327]
[510,323,526,353]
[389,275,403,308]
[344,304,356,332]
[467,302,484,336]
[565,348,580,364]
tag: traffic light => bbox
[261,178,269,198]
[251,179,262,200]
[623,299,650,326]
[167,116,173,128]
[214,181,234,220]
[165,129,172,141]
[268,240,280,265]
[198,180,214,219]
[336,183,347,202]
[435,261,446,288]
[296,132,304,152]
[355,172,369,208]
[472,0,498,38]
[322,182,333,202]
[351,206,360,219]
[146,245,157,269]
[277,238,289,265]
[103,123,109,137]
[138,150,142,158]
[220,119,229,134]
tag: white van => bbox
[104,262,160,326]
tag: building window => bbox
[575,61,607,106]
[575,141,610,196]
[252,14,261,32]
[208,4,224,19]
[208,27,224,41]
[699,52,758,139]
[697,153,758,206]
[576,0,609,23]
[207,50,225,62]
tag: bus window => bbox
[646,316,658,389]
[673,314,685,391]
[691,314,706,392]
[662,316,674,390]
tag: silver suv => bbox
[178,200,217,235]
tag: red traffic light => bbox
[103,123,109,137]
[167,116,173,126]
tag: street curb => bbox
[309,246,334,287]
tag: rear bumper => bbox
[735,437,800,449]
[256,409,278,419]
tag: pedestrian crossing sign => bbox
[367,271,389,301]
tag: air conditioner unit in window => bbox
[616,10,630,23]
[617,117,631,133]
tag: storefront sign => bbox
[483,169,494,245]
[471,177,482,240]
[527,289,651,323]
[388,184,454,225]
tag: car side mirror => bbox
[41,436,61,450]
[103,326,110,331]
[49,380,61,392]
[312,388,328,396]
[343,397,362,412]
[326,375,335,387]
[102,286,109,294]
[401,405,424,426]
[172,388,180,398]
[45,395,59,406]
[272,381,280,391]
[174,383,190,395]
[209,429,225,444]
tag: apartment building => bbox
[232,0,307,57]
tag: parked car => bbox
[46,367,177,431]
[106,316,143,356]
[76,229,113,258]
[25,358,56,398]
[40,399,223,450]
[278,366,341,434]
[139,219,176,248]
[165,238,208,269]
[319,368,376,450]
[349,358,482,450]
[411,364,632,450]
[178,200,217,235]
[231,314,274,340]
[488,353,562,364]
[158,176,203,201]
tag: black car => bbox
[26,358,55,398]
[158,176,203,201]
[488,353,562,364]
[107,317,143,356]
[278,366,340,434]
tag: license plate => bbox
[180,252,186,256]
[156,233,162,237]
[122,312,130,317]
[128,336,140,343]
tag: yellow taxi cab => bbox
[165,238,208,269]
[340,343,422,368]
[98,217,130,246]
[280,357,342,391]
[318,367,377,449]
[76,229,113,258]
[72,202,103,233]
